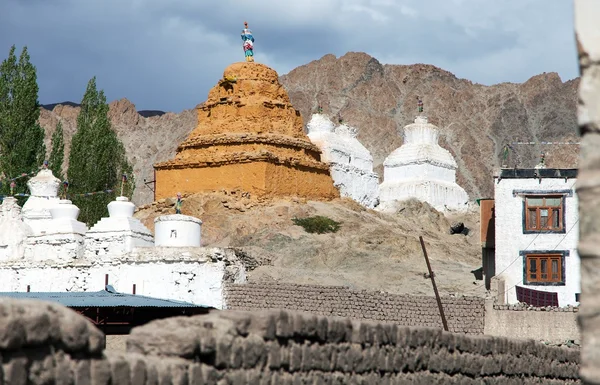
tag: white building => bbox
[307,114,379,208]
[0,168,246,309]
[493,168,579,306]
[378,116,469,212]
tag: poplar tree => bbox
[67,77,134,226]
[48,121,65,180]
[0,45,46,196]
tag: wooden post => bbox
[27,285,30,292]
[105,274,109,287]
[419,235,449,332]
[132,284,136,295]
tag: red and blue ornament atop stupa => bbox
[241,21,255,62]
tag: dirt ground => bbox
[135,191,488,298]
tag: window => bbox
[524,254,564,285]
[524,196,564,232]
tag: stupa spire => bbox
[241,21,255,62]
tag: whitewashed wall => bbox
[494,177,580,306]
[0,247,246,309]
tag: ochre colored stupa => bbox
[154,62,340,200]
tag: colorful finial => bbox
[42,160,48,169]
[241,21,255,62]
[417,96,424,114]
[175,192,182,214]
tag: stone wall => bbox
[223,282,485,334]
[484,300,580,344]
[0,298,580,384]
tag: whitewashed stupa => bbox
[0,197,33,260]
[307,114,379,208]
[379,115,468,211]
[21,168,61,235]
[85,196,154,258]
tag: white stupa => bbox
[85,196,153,258]
[307,114,379,208]
[24,199,88,263]
[0,197,33,260]
[378,115,468,212]
[21,168,61,235]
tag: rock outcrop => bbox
[154,62,339,201]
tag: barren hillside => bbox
[280,52,580,199]
[134,192,486,298]
[38,52,580,205]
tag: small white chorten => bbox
[24,199,88,263]
[22,169,61,235]
[378,116,469,211]
[85,196,153,257]
[0,197,33,260]
[154,214,202,247]
[307,114,379,208]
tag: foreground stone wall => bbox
[0,298,580,384]
[575,2,600,383]
[224,282,485,334]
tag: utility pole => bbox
[419,235,449,332]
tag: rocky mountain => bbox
[38,52,580,205]
[281,53,580,200]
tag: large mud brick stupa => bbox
[154,61,340,200]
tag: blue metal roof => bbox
[0,288,209,308]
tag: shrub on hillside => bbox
[292,216,341,234]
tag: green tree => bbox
[67,77,134,226]
[0,45,46,196]
[48,121,64,180]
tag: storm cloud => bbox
[0,0,578,112]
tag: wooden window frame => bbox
[522,194,566,234]
[520,250,568,286]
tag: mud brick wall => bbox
[224,282,485,334]
[126,308,580,384]
[0,298,580,384]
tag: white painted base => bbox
[24,233,85,263]
[330,163,379,208]
[378,179,469,212]
[0,247,246,309]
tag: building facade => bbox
[494,168,579,306]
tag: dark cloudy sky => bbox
[0,0,578,113]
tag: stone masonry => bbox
[224,282,485,334]
[0,297,581,384]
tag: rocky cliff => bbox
[38,52,580,205]
[281,52,580,200]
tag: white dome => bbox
[306,113,335,134]
[385,116,457,169]
[27,169,60,197]
[379,116,469,212]
[306,114,379,208]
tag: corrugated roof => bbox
[0,289,209,308]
